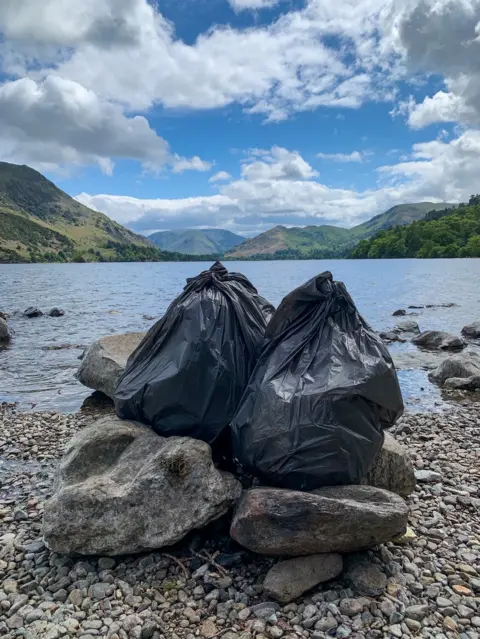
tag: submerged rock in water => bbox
[0,317,12,343]
[49,308,65,317]
[43,416,242,556]
[364,433,416,497]
[392,309,406,317]
[76,332,146,398]
[23,307,43,318]
[462,321,480,339]
[230,485,408,556]
[412,330,465,351]
[379,331,406,343]
[263,554,343,603]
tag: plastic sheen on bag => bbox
[231,271,404,491]
[114,261,275,444]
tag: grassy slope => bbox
[0,162,176,263]
[228,203,456,258]
[149,229,244,255]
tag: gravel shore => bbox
[0,401,479,639]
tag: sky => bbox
[1,0,480,237]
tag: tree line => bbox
[351,197,480,259]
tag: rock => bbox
[345,560,387,596]
[363,433,416,497]
[444,375,480,391]
[0,311,8,320]
[415,470,442,483]
[263,554,343,603]
[43,416,242,555]
[379,331,405,343]
[230,486,408,556]
[392,349,447,371]
[393,320,420,335]
[0,318,12,343]
[49,308,65,317]
[392,309,406,316]
[75,332,146,398]
[339,599,364,616]
[251,602,281,620]
[462,321,480,339]
[392,526,417,544]
[23,307,43,318]
[429,352,480,386]
[412,330,465,351]
[405,604,430,621]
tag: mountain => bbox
[149,229,244,255]
[228,202,456,258]
[227,224,351,258]
[0,162,175,263]
[351,197,480,258]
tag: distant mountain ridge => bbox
[227,202,456,258]
[0,162,176,263]
[149,228,244,255]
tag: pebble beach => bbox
[0,401,479,639]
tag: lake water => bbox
[1,259,479,412]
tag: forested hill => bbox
[351,197,480,259]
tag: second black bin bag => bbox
[114,262,274,444]
[231,271,404,490]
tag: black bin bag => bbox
[231,271,404,490]
[114,262,274,444]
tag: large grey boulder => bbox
[0,318,11,343]
[263,554,343,603]
[462,321,480,339]
[76,332,146,398]
[444,376,480,391]
[43,417,242,556]
[412,330,465,351]
[428,353,480,385]
[363,433,416,497]
[393,320,420,335]
[230,486,408,556]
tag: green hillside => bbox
[149,228,244,255]
[0,162,178,263]
[228,202,455,258]
[351,197,480,258]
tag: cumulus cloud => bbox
[396,0,480,128]
[76,137,473,236]
[228,0,281,10]
[241,147,318,181]
[209,171,233,183]
[317,151,364,162]
[0,76,170,173]
[171,156,213,174]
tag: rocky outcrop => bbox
[428,353,480,386]
[462,321,480,339]
[23,307,43,318]
[392,309,406,317]
[263,554,343,603]
[0,318,12,343]
[49,308,65,317]
[363,433,416,497]
[444,376,480,391]
[76,332,146,398]
[379,331,406,344]
[0,311,9,320]
[230,486,408,556]
[412,330,465,351]
[43,417,242,556]
[393,320,420,335]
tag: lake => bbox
[1,259,480,412]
